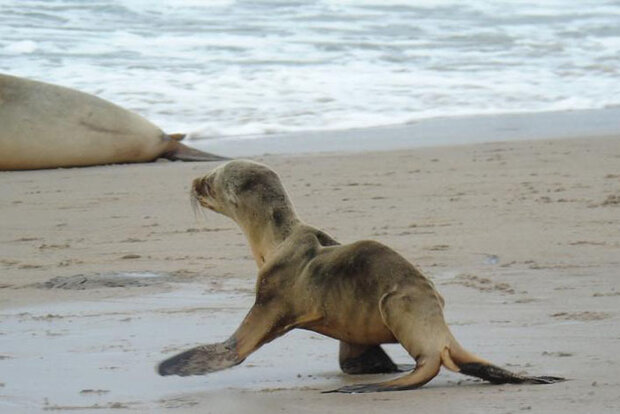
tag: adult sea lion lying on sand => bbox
[158,160,564,393]
[0,73,226,170]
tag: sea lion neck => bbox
[237,206,301,268]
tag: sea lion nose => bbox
[192,177,204,195]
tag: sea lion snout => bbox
[191,173,222,214]
[192,174,216,199]
[192,177,205,196]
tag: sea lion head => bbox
[191,160,295,225]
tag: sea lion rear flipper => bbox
[339,342,409,374]
[457,362,565,384]
[167,133,185,141]
[163,141,230,162]
[441,315,566,384]
[327,291,444,393]
[324,356,441,394]
[447,342,565,384]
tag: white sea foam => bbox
[1,0,619,140]
[4,40,38,54]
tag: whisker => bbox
[190,189,203,221]
[199,203,209,222]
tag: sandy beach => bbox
[1,132,620,412]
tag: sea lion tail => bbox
[440,336,565,385]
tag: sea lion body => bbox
[158,160,563,393]
[0,73,225,170]
[263,236,418,345]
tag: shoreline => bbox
[193,107,620,157]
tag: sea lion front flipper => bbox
[158,303,283,376]
[163,141,230,162]
[158,304,320,377]
[339,343,410,374]
[157,337,241,376]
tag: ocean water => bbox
[1,0,620,140]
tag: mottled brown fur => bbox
[158,160,563,393]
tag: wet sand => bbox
[194,107,620,156]
[1,135,620,412]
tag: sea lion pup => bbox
[158,160,564,393]
[0,73,227,170]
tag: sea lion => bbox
[158,160,564,393]
[0,73,227,170]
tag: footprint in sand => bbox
[32,273,166,290]
[444,274,515,294]
[551,311,611,321]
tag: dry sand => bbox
[1,135,619,413]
